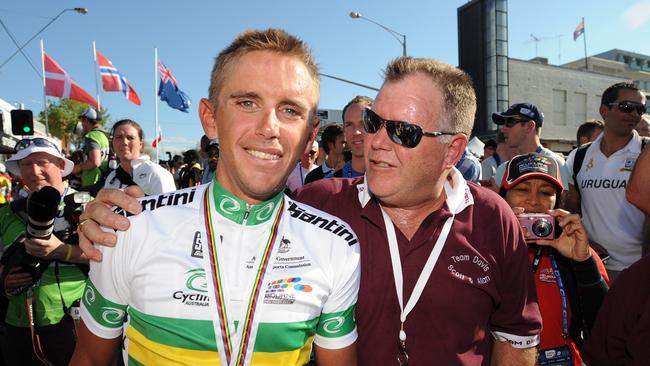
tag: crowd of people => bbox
[0,27,648,366]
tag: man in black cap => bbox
[200,139,219,184]
[489,102,569,189]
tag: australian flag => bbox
[158,61,191,113]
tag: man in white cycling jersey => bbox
[70,29,360,366]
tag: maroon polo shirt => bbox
[295,175,541,366]
[583,254,650,366]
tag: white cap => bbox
[0,163,5,173]
[79,107,99,121]
[311,140,319,151]
[6,138,74,177]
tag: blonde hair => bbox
[208,28,319,112]
[384,57,476,136]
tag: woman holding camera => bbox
[499,152,609,366]
[104,119,176,195]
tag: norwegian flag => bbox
[96,50,141,105]
[43,53,98,108]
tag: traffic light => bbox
[11,109,34,135]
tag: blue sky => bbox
[1,0,649,154]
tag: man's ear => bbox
[599,104,608,120]
[445,134,469,169]
[199,98,218,140]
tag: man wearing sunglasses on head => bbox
[564,82,649,282]
[0,138,88,365]
[489,103,570,191]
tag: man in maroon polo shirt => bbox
[74,56,542,365]
[295,57,541,365]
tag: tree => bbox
[38,99,110,142]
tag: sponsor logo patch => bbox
[172,268,210,306]
[264,277,312,305]
[538,268,556,283]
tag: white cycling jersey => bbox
[81,181,360,365]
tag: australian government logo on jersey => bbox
[172,268,209,307]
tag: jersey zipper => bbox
[243,203,252,224]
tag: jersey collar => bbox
[211,180,283,225]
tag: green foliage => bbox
[38,99,110,140]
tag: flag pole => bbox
[582,17,588,71]
[40,39,49,136]
[92,41,101,111]
[154,47,160,163]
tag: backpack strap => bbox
[572,142,592,199]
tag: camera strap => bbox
[25,287,55,366]
[530,247,569,340]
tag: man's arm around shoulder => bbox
[70,321,122,366]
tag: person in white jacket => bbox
[104,119,176,195]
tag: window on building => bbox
[553,89,567,126]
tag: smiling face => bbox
[112,123,144,164]
[504,178,558,213]
[343,102,368,159]
[200,50,318,203]
[18,152,65,192]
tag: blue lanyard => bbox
[548,252,569,339]
[535,146,543,154]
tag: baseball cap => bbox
[492,103,544,127]
[204,139,220,152]
[5,138,74,177]
[501,153,563,191]
[79,107,99,121]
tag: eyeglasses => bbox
[608,101,647,115]
[502,118,531,128]
[362,108,456,148]
[14,138,61,153]
[308,150,318,156]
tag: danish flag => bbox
[96,50,141,105]
[43,53,98,108]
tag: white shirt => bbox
[566,131,646,271]
[286,162,316,192]
[104,155,176,195]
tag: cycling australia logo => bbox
[264,277,312,305]
[172,268,210,307]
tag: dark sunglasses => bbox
[502,118,531,128]
[608,101,647,115]
[14,138,61,153]
[362,108,456,148]
[308,150,318,156]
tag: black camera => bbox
[1,186,62,295]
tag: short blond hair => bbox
[208,29,320,110]
[384,57,476,135]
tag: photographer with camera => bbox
[0,138,88,365]
[499,152,609,366]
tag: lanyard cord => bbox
[549,252,569,339]
[381,206,455,348]
[531,247,569,340]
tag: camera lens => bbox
[531,218,553,238]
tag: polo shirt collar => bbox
[211,180,283,225]
[357,167,474,215]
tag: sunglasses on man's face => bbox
[14,138,61,153]
[608,101,647,115]
[362,108,456,148]
[502,118,531,128]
